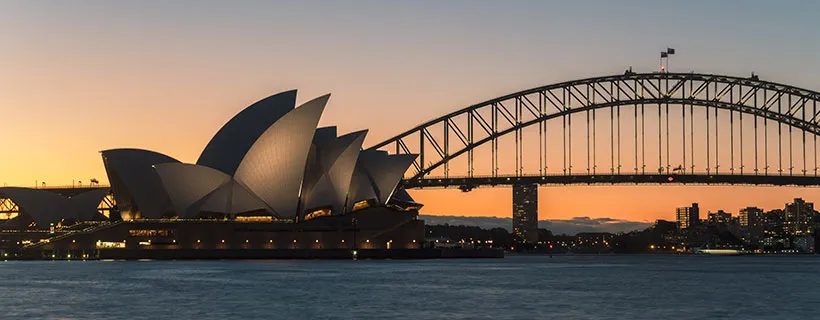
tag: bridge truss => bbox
[0,187,116,223]
[368,72,820,189]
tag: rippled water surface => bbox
[1,255,818,319]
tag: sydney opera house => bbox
[0,90,428,259]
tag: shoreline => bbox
[506,252,819,257]
[5,248,504,261]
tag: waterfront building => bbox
[738,207,762,227]
[793,235,815,253]
[784,198,815,235]
[1,90,426,258]
[676,203,699,230]
[762,237,790,250]
[512,183,538,244]
[760,209,786,238]
[575,232,614,245]
[102,91,417,221]
[707,210,732,225]
[738,207,764,245]
[654,220,678,233]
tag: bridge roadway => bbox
[402,174,820,189]
[0,186,109,198]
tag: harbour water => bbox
[1,255,817,319]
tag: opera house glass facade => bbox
[0,91,425,259]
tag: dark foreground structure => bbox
[2,207,501,260]
[0,90,502,260]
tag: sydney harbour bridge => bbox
[4,70,820,223]
[368,71,820,209]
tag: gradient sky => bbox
[2,1,819,223]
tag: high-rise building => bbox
[512,183,538,244]
[738,207,762,227]
[761,209,786,238]
[785,198,815,235]
[739,207,764,244]
[707,210,732,224]
[676,203,699,230]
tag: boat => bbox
[695,248,744,255]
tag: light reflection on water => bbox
[0,255,817,320]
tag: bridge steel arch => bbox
[367,72,820,188]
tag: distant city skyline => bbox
[423,195,817,235]
[2,1,819,222]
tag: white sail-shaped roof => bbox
[234,94,329,219]
[197,90,297,175]
[154,163,232,218]
[313,127,338,146]
[299,127,339,208]
[196,180,268,215]
[68,188,111,221]
[304,130,367,215]
[375,154,418,204]
[101,149,179,219]
[345,164,378,212]
[356,152,418,204]
[0,187,76,227]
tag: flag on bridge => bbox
[661,51,668,58]
[667,48,675,54]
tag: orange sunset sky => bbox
[2,1,819,223]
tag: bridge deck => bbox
[0,186,110,198]
[404,174,820,189]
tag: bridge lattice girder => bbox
[367,72,820,186]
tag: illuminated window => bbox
[96,241,126,249]
[304,208,332,221]
[352,200,372,212]
[235,216,273,222]
[128,229,175,237]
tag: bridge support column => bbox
[512,183,538,244]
